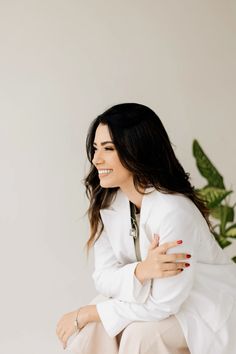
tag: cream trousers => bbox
[67,295,190,354]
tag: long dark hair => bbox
[84,103,210,249]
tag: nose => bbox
[92,149,105,166]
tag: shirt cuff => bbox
[96,300,130,337]
[133,263,152,303]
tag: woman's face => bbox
[92,123,133,190]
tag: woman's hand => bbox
[56,308,85,349]
[56,305,100,349]
[135,235,191,284]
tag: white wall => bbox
[0,1,235,353]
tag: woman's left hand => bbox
[56,305,100,349]
[56,307,89,349]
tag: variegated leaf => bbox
[197,187,232,208]
[210,205,234,222]
[193,140,225,188]
[217,236,232,249]
[225,225,236,238]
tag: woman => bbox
[56,103,236,354]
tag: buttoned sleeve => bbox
[96,207,200,337]
[92,228,152,303]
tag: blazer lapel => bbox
[100,187,157,261]
[100,190,135,261]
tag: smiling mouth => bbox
[98,169,113,176]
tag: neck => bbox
[120,183,145,210]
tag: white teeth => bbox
[98,169,113,174]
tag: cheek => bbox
[118,167,132,180]
[112,155,132,179]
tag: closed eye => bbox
[93,146,114,151]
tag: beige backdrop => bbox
[0,1,235,353]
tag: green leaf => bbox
[217,236,232,249]
[223,206,234,223]
[197,187,232,208]
[193,140,225,188]
[232,256,236,263]
[210,206,234,222]
[210,207,221,219]
[225,224,236,238]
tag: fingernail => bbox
[186,254,191,258]
[185,263,190,267]
[177,240,183,244]
[180,268,184,272]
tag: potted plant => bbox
[192,140,236,262]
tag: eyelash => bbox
[93,147,114,151]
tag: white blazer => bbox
[93,188,236,354]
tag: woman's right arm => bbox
[93,230,189,303]
[135,236,190,284]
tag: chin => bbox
[100,181,118,188]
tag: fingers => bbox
[159,262,190,271]
[56,320,74,350]
[61,331,69,349]
[149,234,160,250]
[158,263,191,277]
[154,234,160,245]
[57,328,73,350]
[162,269,184,277]
[156,240,183,254]
[159,253,191,262]
[56,325,66,349]
[56,323,64,340]
[56,329,65,348]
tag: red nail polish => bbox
[186,254,191,258]
[185,263,190,267]
[177,240,183,244]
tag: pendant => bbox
[129,228,138,239]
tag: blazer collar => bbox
[101,187,156,225]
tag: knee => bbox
[122,322,144,339]
[120,322,161,345]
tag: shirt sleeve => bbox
[96,208,199,337]
[92,228,152,303]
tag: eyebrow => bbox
[93,141,114,146]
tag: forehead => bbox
[94,124,112,142]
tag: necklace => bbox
[129,202,139,239]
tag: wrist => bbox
[87,305,100,323]
[135,261,148,284]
